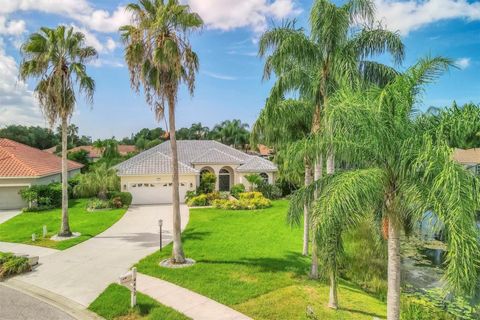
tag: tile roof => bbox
[0,139,83,178]
[453,148,480,164]
[69,145,136,158]
[237,156,278,172]
[115,152,198,175]
[115,140,277,176]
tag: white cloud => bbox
[203,70,237,80]
[186,0,301,33]
[0,0,131,33]
[456,57,471,69]
[0,17,26,35]
[89,59,124,68]
[70,24,116,54]
[0,42,43,127]
[375,0,480,35]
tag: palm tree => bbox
[252,99,313,255]
[290,57,480,319]
[20,26,97,237]
[120,0,203,263]
[211,120,250,149]
[258,0,404,299]
[74,164,120,199]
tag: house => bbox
[67,145,136,161]
[0,139,83,210]
[114,140,278,205]
[453,148,480,175]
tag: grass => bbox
[0,199,127,250]
[89,284,190,320]
[135,200,387,319]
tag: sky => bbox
[0,0,479,140]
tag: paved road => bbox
[0,284,75,320]
[14,204,189,307]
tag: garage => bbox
[129,182,189,205]
[0,186,27,210]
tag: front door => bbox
[219,174,230,191]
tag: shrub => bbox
[87,198,111,211]
[19,182,62,211]
[0,253,31,279]
[244,174,263,191]
[187,194,209,207]
[197,172,216,194]
[256,182,282,199]
[107,192,132,207]
[74,164,120,199]
[230,184,245,199]
[110,197,123,208]
[185,190,197,202]
[212,192,272,210]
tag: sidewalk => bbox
[0,242,58,258]
[136,273,252,320]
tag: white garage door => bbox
[0,186,26,210]
[129,182,189,205]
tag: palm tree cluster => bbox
[254,0,480,319]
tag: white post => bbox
[32,233,36,242]
[43,225,47,238]
[131,267,137,308]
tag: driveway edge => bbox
[2,278,104,320]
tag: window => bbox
[476,165,480,176]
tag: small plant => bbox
[244,174,263,191]
[187,194,209,207]
[230,183,245,199]
[19,183,62,211]
[110,197,123,208]
[87,198,111,211]
[0,252,31,279]
[107,191,132,206]
[212,192,272,210]
[185,190,197,202]
[197,171,216,194]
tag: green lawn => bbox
[89,284,190,320]
[0,199,127,250]
[135,200,387,319]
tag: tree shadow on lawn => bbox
[339,307,385,319]
[181,229,212,242]
[197,251,310,277]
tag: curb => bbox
[1,278,104,320]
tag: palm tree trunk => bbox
[387,218,401,320]
[303,160,312,256]
[59,116,71,237]
[328,270,338,309]
[310,154,323,278]
[168,96,186,264]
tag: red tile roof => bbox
[453,148,480,164]
[257,144,274,156]
[0,139,83,177]
[69,145,136,158]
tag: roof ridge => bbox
[191,147,244,163]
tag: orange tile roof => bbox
[453,148,480,164]
[69,145,136,158]
[0,139,83,178]
[257,144,274,156]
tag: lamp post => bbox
[158,219,163,251]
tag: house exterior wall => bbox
[237,172,275,190]
[0,168,82,210]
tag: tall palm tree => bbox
[252,99,313,255]
[290,57,480,319]
[211,119,250,149]
[258,0,404,299]
[120,0,203,263]
[20,26,96,237]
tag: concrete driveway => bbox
[14,204,189,307]
[0,210,21,224]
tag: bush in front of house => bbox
[0,252,31,279]
[74,164,120,199]
[256,181,282,200]
[107,191,132,207]
[212,192,272,210]
[187,194,209,207]
[230,183,246,199]
[86,198,112,211]
[19,182,63,211]
[197,171,216,194]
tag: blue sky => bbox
[0,0,479,139]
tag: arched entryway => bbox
[259,172,269,183]
[219,167,233,191]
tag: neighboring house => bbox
[453,148,480,175]
[0,139,83,210]
[66,145,136,161]
[115,140,278,205]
